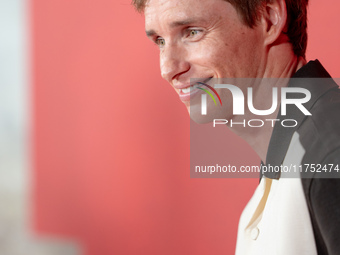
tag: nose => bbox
[160,43,190,83]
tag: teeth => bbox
[181,87,191,93]
[181,84,200,94]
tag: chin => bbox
[188,104,218,124]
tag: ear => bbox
[260,0,288,46]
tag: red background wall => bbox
[31,0,340,254]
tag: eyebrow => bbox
[170,18,199,28]
[145,18,204,37]
[145,29,157,37]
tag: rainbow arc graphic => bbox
[197,82,223,106]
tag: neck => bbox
[228,45,307,163]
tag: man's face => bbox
[145,0,265,121]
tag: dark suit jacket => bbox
[262,60,340,255]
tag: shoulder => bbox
[298,86,340,167]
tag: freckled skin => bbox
[144,0,307,161]
[144,0,266,122]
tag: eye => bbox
[185,28,204,41]
[155,37,165,47]
[189,29,200,36]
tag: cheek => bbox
[186,39,234,74]
[221,30,263,76]
[183,27,262,77]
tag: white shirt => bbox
[235,132,318,255]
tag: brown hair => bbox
[132,0,309,58]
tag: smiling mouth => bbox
[180,77,213,94]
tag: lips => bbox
[177,77,213,102]
[179,77,213,92]
[181,83,204,93]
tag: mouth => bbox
[179,77,213,94]
[177,77,214,103]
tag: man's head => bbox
[135,0,308,121]
[134,0,308,58]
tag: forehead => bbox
[144,0,233,29]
